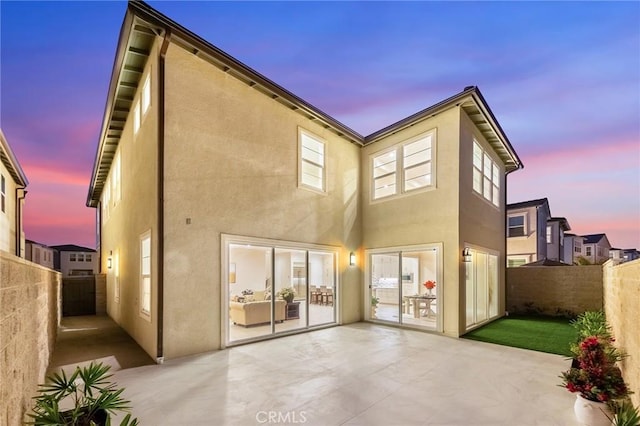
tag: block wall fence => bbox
[0,251,61,425]
[506,265,603,315]
[506,260,639,406]
[603,259,640,407]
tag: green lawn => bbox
[463,315,576,357]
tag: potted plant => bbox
[370,296,379,319]
[26,361,138,426]
[278,287,296,304]
[560,335,630,426]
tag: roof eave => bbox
[0,128,29,187]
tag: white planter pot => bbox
[574,394,612,426]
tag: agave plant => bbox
[27,361,138,426]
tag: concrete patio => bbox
[50,316,579,425]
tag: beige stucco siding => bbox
[458,109,507,333]
[162,44,362,358]
[101,39,160,360]
[361,107,461,336]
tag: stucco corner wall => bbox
[0,252,61,425]
[603,259,640,407]
[506,265,603,315]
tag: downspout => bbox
[15,188,27,257]
[156,30,171,363]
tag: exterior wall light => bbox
[107,257,113,269]
[462,247,472,263]
[349,252,356,266]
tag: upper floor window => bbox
[133,101,140,135]
[585,246,592,256]
[77,254,84,262]
[86,254,92,262]
[112,151,121,206]
[575,245,581,253]
[508,215,525,237]
[70,253,77,262]
[141,73,151,116]
[372,130,435,201]
[473,141,500,207]
[1,174,5,213]
[298,129,325,193]
[546,226,552,243]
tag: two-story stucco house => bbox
[546,217,571,263]
[86,1,522,361]
[563,233,585,265]
[581,234,611,264]
[506,198,550,267]
[50,244,98,278]
[0,129,28,258]
[25,240,55,269]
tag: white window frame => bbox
[507,256,529,267]
[371,129,436,202]
[298,128,326,193]
[507,213,527,237]
[141,72,151,116]
[546,225,552,244]
[133,100,140,135]
[113,150,121,205]
[70,253,77,262]
[140,231,152,320]
[585,246,592,256]
[472,140,500,207]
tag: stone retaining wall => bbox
[0,252,61,425]
[603,259,640,407]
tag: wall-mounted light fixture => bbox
[462,247,472,263]
[349,252,356,266]
[107,257,113,269]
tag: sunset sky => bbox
[1,1,639,250]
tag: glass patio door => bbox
[370,253,401,324]
[368,246,440,330]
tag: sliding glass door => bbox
[465,247,499,329]
[367,245,440,331]
[224,235,338,346]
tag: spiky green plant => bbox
[607,400,640,426]
[26,362,138,426]
[571,311,612,342]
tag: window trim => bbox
[1,174,5,214]
[140,230,152,320]
[472,140,501,207]
[133,100,141,135]
[370,129,437,203]
[507,213,527,238]
[298,127,327,194]
[141,72,151,117]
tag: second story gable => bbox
[506,198,551,265]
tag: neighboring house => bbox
[506,198,551,267]
[25,240,55,269]
[546,217,571,263]
[50,244,98,278]
[581,234,611,264]
[0,129,28,257]
[609,248,640,263]
[86,1,523,361]
[564,233,585,265]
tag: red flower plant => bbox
[560,335,629,403]
[423,280,436,290]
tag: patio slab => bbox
[93,321,581,425]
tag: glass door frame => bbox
[221,233,340,348]
[364,242,443,332]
